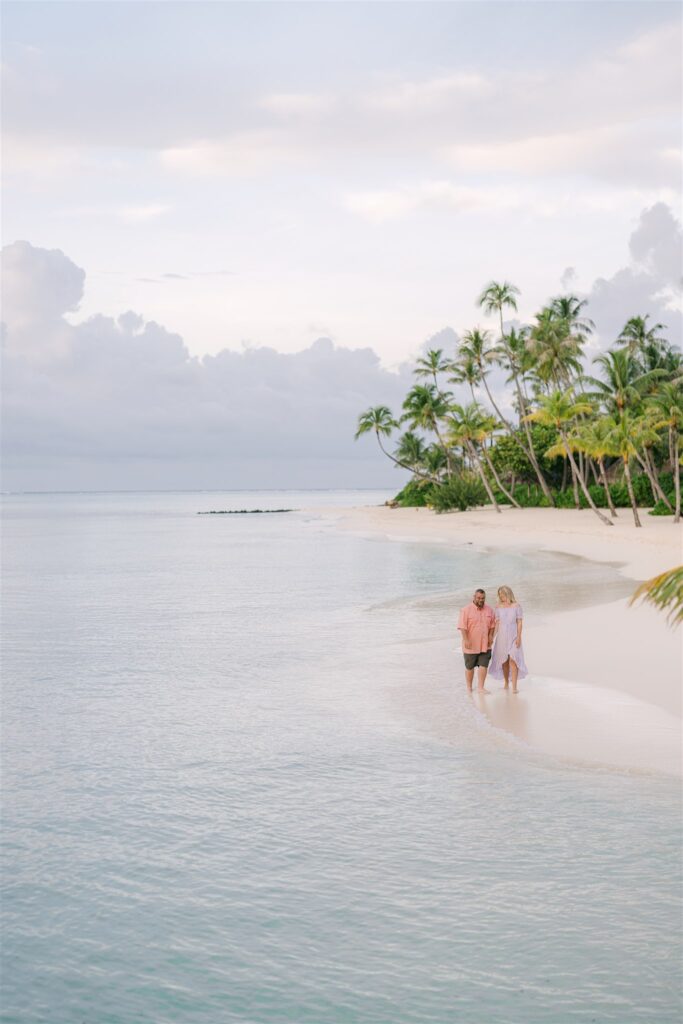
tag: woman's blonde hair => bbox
[498,585,517,604]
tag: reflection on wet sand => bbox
[470,679,681,776]
[472,687,530,740]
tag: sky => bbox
[2,1,682,490]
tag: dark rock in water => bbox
[197,509,294,515]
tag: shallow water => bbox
[2,491,681,1023]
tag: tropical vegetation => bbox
[355,281,682,525]
[630,567,683,625]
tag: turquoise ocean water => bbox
[2,491,681,1023]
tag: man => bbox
[458,588,495,693]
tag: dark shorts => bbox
[464,650,492,670]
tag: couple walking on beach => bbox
[458,587,528,694]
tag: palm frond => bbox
[630,567,683,626]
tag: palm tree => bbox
[457,328,504,419]
[477,280,521,340]
[640,338,683,379]
[630,566,683,625]
[423,444,449,479]
[414,348,452,393]
[460,327,556,505]
[648,382,683,522]
[587,349,665,417]
[629,412,672,511]
[395,431,428,475]
[529,308,583,389]
[477,280,553,480]
[573,417,619,517]
[401,384,454,475]
[603,413,644,526]
[355,406,437,483]
[549,295,595,343]
[447,403,501,513]
[544,432,582,509]
[495,325,534,412]
[525,391,613,525]
[448,351,481,402]
[477,411,522,508]
[618,315,666,360]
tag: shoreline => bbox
[311,505,683,776]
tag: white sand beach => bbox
[320,505,683,776]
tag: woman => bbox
[490,585,528,693]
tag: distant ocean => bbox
[2,491,681,1023]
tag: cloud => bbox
[442,122,680,187]
[119,204,170,223]
[3,211,680,489]
[49,203,171,223]
[5,17,679,193]
[156,19,679,190]
[345,181,528,223]
[560,267,577,290]
[343,179,676,224]
[159,132,294,177]
[366,72,493,113]
[1,240,84,337]
[583,203,682,349]
[259,92,332,116]
[1,242,413,489]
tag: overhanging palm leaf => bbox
[630,567,683,626]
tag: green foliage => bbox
[427,474,488,513]
[392,480,436,508]
[490,425,563,484]
[649,499,674,517]
[630,566,683,625]
[494,483,552,507]
[492,474,670,510]
[393,474,487,511]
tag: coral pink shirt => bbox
[458,603,495,653]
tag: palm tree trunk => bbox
[480,371,556,505]
[673,432,680,524]
[561,432,612,525]
[598,457,618,517]
[635,450,672,510]
[432,422,454,478]
[376,434,438,485]
[467,440,501,513]
[623,458,641,527]
[481,447,522,508]
[569,457,581,509]
[649,447,673,509]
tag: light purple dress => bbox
[489,604,528,680]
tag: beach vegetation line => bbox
[355,284,682,526]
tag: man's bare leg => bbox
[476,664,490,693]
[502,658,510,689]
[465,667,475,692]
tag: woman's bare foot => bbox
[511,688,518,694]
[477,687,491,694]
